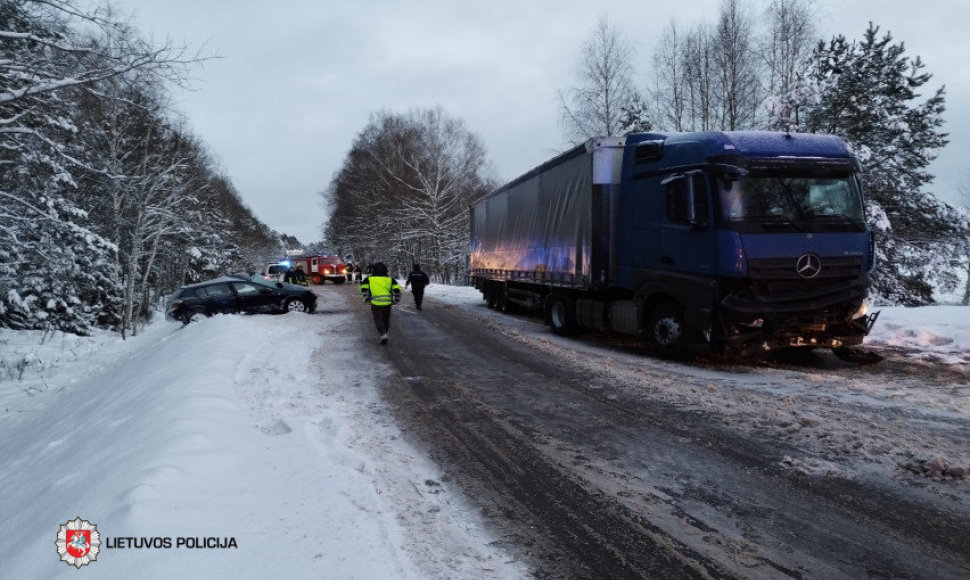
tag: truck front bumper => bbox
[716,279,876,355]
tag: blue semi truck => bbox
[470,131,879,359]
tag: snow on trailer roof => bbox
[625,130,852,159]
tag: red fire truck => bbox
[285,255,348,285]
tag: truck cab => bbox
[619,132,875,355]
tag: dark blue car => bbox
[165,275,317,324]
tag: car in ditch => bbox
[165,275,317,324]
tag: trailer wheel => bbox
[547,295,576,335]
[485,285,498,309]
[497,292,515,314]
[646,301,689,358]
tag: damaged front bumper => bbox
[716,286,879,356]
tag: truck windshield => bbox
[718,173,865,232]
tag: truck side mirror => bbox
[687,172,709,230]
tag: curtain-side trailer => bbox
[469,131,879,359]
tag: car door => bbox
[201,283,239,315]
[231,281,277,313]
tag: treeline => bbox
[322,108,496,284]
[0,0,287,337]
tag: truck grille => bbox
[747,256,862,281]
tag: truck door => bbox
[659,171,716,274]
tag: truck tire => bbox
[490,284,514,313]
[646,301,689,358]
[485,285,498,309]
[547,295,576,336]
[497,291,515,314]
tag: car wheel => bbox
[187,311,207,323]
[646,301,689,358]
[285,298,307,313]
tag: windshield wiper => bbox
[758,214,808,232]
[814,213,865,229]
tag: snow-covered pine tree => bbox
[0,1,124,333]
[772,23,966,305]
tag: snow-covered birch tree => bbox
[559,16,643,141]
[324,108,493,283]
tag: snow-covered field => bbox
[1,283,967,578]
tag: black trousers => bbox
[412,287,425,309]
[370,305,392,335]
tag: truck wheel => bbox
[547,295,576,335]
[646,301,689,358]
[489,284,514,313]
[497,292,515,314]
[312,275,323,285]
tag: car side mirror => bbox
[276,282,283,289]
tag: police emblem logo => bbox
[56,517,101,568]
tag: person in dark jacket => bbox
[359,262,402,345]
[404,263,430,311]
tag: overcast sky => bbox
[109,0,970,245]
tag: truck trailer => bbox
[469,131,879,359]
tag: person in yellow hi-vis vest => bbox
[359,262,402,345]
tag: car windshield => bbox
[718,172,865,232]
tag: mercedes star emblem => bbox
[796,253,822,279]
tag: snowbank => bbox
[0,288,527,579]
